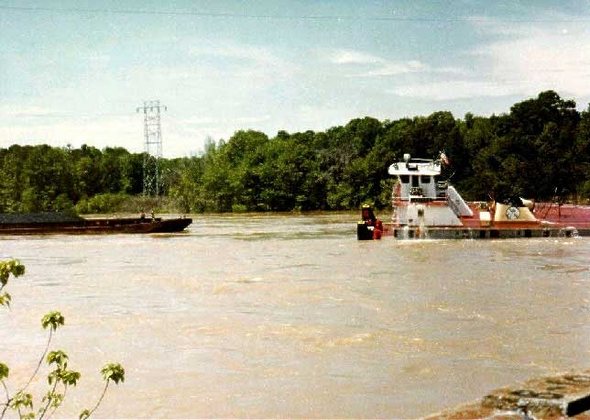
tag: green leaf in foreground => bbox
[101,363,125,384]
[0,362,9,380]
[46,350,68,368]
[41,311,65,331]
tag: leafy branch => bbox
[0,260,125,419]
[79,363,125,420]
[0,259,24,309]
[20,311,65,395]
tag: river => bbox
[1,213,589,418]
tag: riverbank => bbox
[427,369,590,418]
[74,193,367,217]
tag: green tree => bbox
[1,90,589,211]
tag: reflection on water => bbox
[1,213,589,418]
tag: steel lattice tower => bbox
[137,100,166,196]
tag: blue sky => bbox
[2,0,590,157]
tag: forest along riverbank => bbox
[0,213,589,418]
[2,92,590,216]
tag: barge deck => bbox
[0,213,192,235]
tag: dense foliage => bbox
[1,91,590,213]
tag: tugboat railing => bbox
[447,195,461,216]
[394,195,448,203]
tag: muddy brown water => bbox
[1,213,589,418]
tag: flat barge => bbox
[0,213,192,235]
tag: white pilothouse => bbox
[388,153,472,228]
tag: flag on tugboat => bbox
[440,151,450,165]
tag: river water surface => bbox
[1,213,589,418]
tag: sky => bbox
[2,0,590,157]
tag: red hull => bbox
[380,202,590,239]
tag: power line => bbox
[1,4,590,23]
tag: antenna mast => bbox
[137,100,166,196]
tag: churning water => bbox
[1,213,589,418]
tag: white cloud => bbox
[189,42,289,68]
[235,115,271,124]
[328,48,427,78]
[327,48,463,79]
[329,49,385,65]
[0,105,68,119]
[360,60,426,77]
[179,114,271,128]
[0,38,295,157]
[0,112,213,158]
[180,116,220,126]
[477,24,590,96]
[0,110,141,151]
[86,53,111,64]
[390,19,590,101]
[390,80,529,101]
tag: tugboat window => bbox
[411,176,420,187]
[400,175,409,184]
[421,175,431,184]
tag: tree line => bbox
[1,90,589,214]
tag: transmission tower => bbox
[137,100,166,196]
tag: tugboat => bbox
[358,153,590,240]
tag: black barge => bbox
[0,213,192,235]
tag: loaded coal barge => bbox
[0,212,192,235]
[358,153,590,240]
